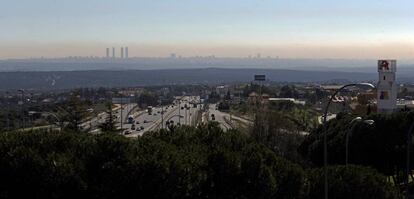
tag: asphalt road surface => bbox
[125,96,201,138]
[208,104,232,130]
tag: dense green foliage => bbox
[307,165,400,199]
[300,112,414,183]
[0,122,402,199]
[138,91,159,107]
[251,102,318,164]
[0,124,305,199]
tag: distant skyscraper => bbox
[106,48,110,58]
[125,47,129,59]
[170,53,176,59]
[377,60,397,113]
[112,47,115,58]
[121,47,124,59]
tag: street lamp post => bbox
[5,92,10,131]
[120,97,123,130]
[160,99,164,129]
[345,117,375,166]
[322,83,375,199]
[405,121,414,199]
[178,101,181,125]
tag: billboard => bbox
[378,60,396,72]
[254,75,266,81]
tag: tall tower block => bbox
[121,47,124,59]
[125,47,129,58]
[112,47,115,58]
[377,60,397,113]
[106,48,110,58]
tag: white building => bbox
[377,60,397,113]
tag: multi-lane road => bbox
[206,103,253,131]
[207,104,232,130]
[86,96,248,137]
[123,96,202,137]
[86,103,137,134]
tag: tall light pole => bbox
[160,99,164,129]
[18,89,25,130]
[345,117,374,166]
[405,121,414,199]
[5,92,10,131]
[178,101,181,125]
[120,97,123,130]
[322,83,375,199]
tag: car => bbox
[140,126,144,130]
[154,113,157,116]
[157,111,161,113]
[136,121,140,124]
[136,128,141,131]
[144,120,148,123]
[124,131,131,135]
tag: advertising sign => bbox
[254,75,266,81]
[378,60,396,72]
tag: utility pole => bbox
[178,101,181,125]
[6,92,10,131]
[120,97,123,130]
[160,98,164,129]
[18,89,25,130]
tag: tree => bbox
[299,112,414,184]
[137,91,158,107]
[279,85,299,98]
[306,165,400,199]
[0,124,306,199]
[99,102,116,133]
[57,94,90,132]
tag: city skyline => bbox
[1,0,413,59]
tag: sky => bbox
[1,0,413,59]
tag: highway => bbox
[86,103,137,134]
[124,96,201,138]
[207,104,252,131]
[86,99,251,135]
[207,104,232,130]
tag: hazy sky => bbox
[1,0,413,59]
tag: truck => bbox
[147,106,153,115]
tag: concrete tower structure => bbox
[112,47,115,58]
[125,47,128,59]
[377,60,397,113]
[106,48,110,58]
[121,47,124,59]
